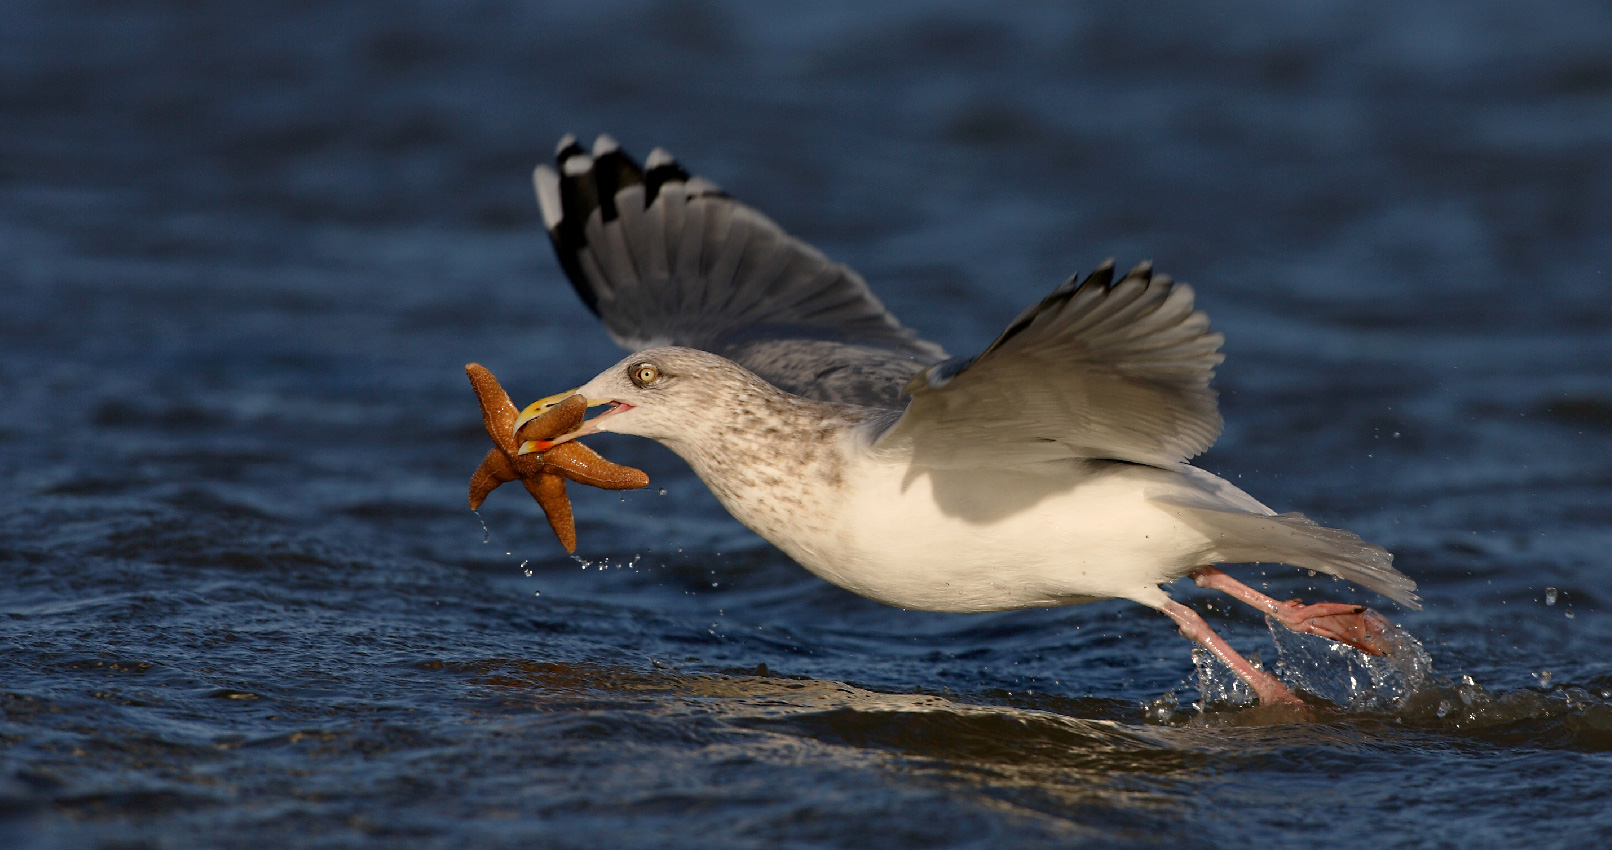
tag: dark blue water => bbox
[4,1,1611,847]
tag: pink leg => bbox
[1158,599,1302,707]
[1191,566,1392,656]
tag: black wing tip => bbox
[1084,258,1158,291]
[1086,257,1168,292]
[556,133,585,161]
[983,258,1184,355]
[547,134,630,316]
[548,134,703,225]
[643,147,691,205]
[541,133,702,317]
[583,136,642,224]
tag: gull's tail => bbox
[1179,504,1420,609]
[1153,477,1418,609]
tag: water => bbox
[4,1,1612,847]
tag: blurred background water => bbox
[3,1,1611,847]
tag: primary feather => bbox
[535,134,944,408]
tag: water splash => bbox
[1191,645,1256,709]
[1266,613,1434,710]
[1186,613,1435,712]
[1143,689,1181,723]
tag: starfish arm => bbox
[524,473,577,553]
[466,363,520,454]
[543,441,651,490]
[469,447,518,509]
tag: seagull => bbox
[510,134,1419,707]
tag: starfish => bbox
[465,363,649,552]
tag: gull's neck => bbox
[660,380,886,549]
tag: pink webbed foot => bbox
[1191,566,1395,657]
[1268,600,1394,657]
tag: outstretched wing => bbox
[873,261,1225,469]
[535,134,946,408]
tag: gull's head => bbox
[514,347,755,453]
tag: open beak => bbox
[512,390,628,454]
[511,388,579,436]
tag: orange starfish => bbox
[465,363,649,552]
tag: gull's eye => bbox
[629,362,661,387]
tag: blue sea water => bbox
[3,1,1611,847]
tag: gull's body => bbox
[652,377,1235,614]
[514,134,1419,706]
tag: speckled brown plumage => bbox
[628,352,876,547]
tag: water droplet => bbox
[1436,699,1451,718]
[1536,670,1552,688]
[658,487,667,496]
[1545,587,1558,606]
[1565,610,1575,619]
[474,511,490,544]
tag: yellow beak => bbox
[511,389,577,436]
[511,389,614,436]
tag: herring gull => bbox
[510,134,1418,707]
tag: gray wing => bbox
[874,261,1225,469]
[535,134,946,408]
